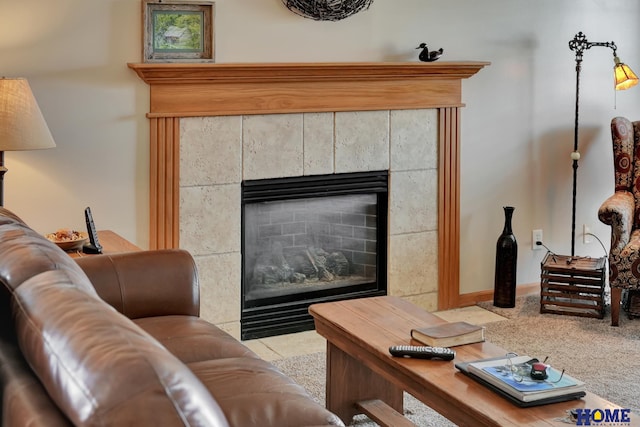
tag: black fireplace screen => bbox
[241,171,388,339]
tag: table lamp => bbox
[568,32,638,256]
[0,78,56,206]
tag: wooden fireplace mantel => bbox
[128,61,489,309]
[128,61,488,117]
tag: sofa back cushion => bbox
[0,215,93,349]
[0,216,94,294]
[13,269,229,427]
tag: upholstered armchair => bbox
[598,116,640,326]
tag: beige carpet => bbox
[273,294,640,426]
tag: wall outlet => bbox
[583,224,591,244]
[532,229,543,250]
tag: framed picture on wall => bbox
[143,0,215,62]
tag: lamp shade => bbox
[614,58,639,91]
[0,78,56,151]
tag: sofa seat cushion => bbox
[189,358,344,427]
[134,315,259,364]
[12,270,230,427]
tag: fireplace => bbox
[129,61,489,337]
[241,171,388,339]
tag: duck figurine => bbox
[416,43,443,62]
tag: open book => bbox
[465,355,585,403]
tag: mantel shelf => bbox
[128,61,490,117]
[128,61,490,85]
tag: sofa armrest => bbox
[598,190,635,253]
[75,249,200,319]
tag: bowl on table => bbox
[45,229,89,252]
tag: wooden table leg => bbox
[611,287,622,326]
[325,342,403,424]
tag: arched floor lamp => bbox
[568,32,638,256]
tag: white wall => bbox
[1,0,639,296]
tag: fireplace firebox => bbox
[241,171,388,339]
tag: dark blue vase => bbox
[494,206,517,308]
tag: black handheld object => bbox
[83,207,103,254]
[389,345,455,361]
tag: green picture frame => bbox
[143,1,215,62]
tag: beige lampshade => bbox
[0,78,56,151]
[614,57,639,91]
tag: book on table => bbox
[463,355,586,403]
[410,321,485,347]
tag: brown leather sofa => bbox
[0,207,343,427]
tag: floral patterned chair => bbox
[598,116,640,326]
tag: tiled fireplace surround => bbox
[129,62,487,338]
[181,110,437,333]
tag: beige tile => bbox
[433,306,507,324]
[216,321,241,340]
[389,169,438,235]
[255,330,326,359]
[180,184,241,256]
[180,116,242,186]
[196,253,242,325]
[304,112,334,175]
[404,293,438,312]
[388,231,438,297]
[243,114,304,180]
[243,339,283,362]
[335,111,389,173]
[390,109,438,172]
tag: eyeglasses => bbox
[495,353,566,384]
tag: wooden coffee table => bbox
[309,296,635,427]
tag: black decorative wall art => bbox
[283,0,374,21]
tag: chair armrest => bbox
[598,190,635,253]
[75,249,200,319]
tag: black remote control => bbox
[83,207,103,254]
[389,345,455,361]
